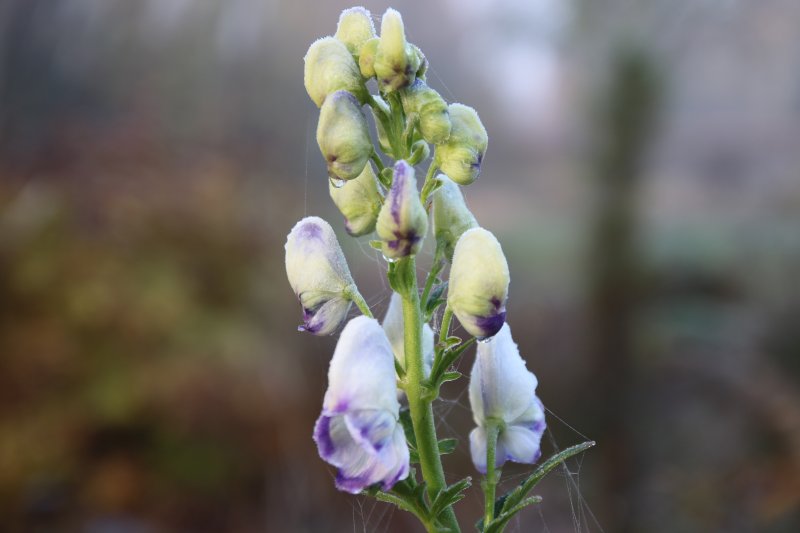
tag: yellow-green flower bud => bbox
[304,37,365,108]
[329,162,382,236]
[448,227,509,339]
[374,9,417,92]
[358,38,379,78]
[376,160,427,259]
[401,79,451,144]
[433,174,478,261]
[334,7,376,56]
[317,90,373,182]
[434,103,488,185]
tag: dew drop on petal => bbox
[329,176,346,188]
[476,336,493,344]
[382,254,399,263]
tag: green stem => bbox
[439,304,454,345]
[420,247,444,312]
[370,151,386,173]
[347,288,373,319]
[398,257,460,532]
[483,422,501,528]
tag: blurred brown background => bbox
[1,1,799,531]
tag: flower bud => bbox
[382,292,434,376]
[373,9,418,92]
[285,216,355,335]
[304,37,365,108]
[329,162,382,236]
[447,227,509,338]
[434,103,488,185]
[401,79,451,144]
[410,44,428,80]
[334,7,376,56]
[432,174,478,261]
[358,38,379,78]
[314,316,410,493]
[317,90,373,182]
[376,161,427,260]
[407,140,430,166]
[468,323,546,473]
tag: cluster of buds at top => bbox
[286,8,559,524]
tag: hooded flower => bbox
[317,90,373,182]
[468,323,546,473]
[304,36,365,108]
[313,316,410,493]
[376,160,427,260]
[432,174,478,261]
[285,216,356,335]
[434,103,488,185]
[382,292,434,376]
[329,162,382,236]
[447,227,509,338]
[334,7,376,56]
[401,79,451,144]
[373,9,420,92]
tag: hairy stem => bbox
[439,304,454,345]
[483,422,501,527]
[399,257,460,532]
[347,288,373,318]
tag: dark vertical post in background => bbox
[585,46,660,532]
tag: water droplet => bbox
[329,176,346,188]
[382,254,399,263]
[477,336,493,344]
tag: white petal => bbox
[498,424,544,466]
[469,426,488,474]
[324,316,399,415]
[382,292,434,376]
[469,323,539,425]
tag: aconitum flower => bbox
[401,79,451,144]
[373,9,420,92]
[304,37,365,108]
[329,162,382,236]
[313,316,410,493]
[447,227,509,338]
[285,216,355,335]
[434,103,488,185]
[382,292,434,376]
[376,161,427,260]
[432,174,478,261]
[468,323,546,473]
[334,7,376,56]
[317,90,373,182]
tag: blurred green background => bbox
[1,1,799,531]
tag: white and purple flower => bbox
[448,227,509,339]
[376,161,428,260]
[468,323,546,473]
[285,216,356,335]
[313,316,410,493]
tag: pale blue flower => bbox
[313,316,410,493]
[285,216,355,335]
[468,323,546,473]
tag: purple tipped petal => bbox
[313,317,410,493]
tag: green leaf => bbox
[482,496,543,533]
[424,281,448,316]
[369,240,383,250]
[398,408,418,451]
[499,441,595,517]
[429,477,471,521]
[441,371,461,383]
[437,438,457,455]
